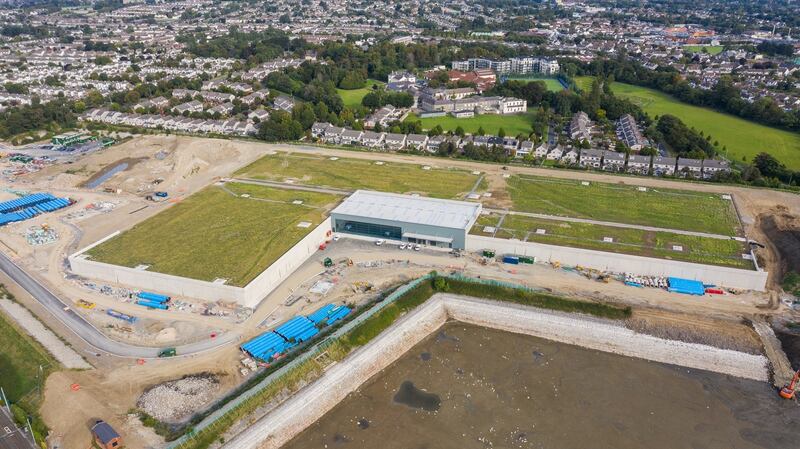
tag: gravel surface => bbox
[0,298,91,369]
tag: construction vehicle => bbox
[77,299,96,309]
[158,348,177,358]
[779,370,800,399]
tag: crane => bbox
[779,370,800,399]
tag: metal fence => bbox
[168,273,434,449]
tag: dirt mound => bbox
[758,211,800,286]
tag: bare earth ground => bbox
[0,135,798,448]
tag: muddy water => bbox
[283,323,800,449]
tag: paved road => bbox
[0,252,239,359]
[0,407,36,449]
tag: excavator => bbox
[779,370,800,399]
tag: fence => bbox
[168,274,433,449]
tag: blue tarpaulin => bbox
[667,277,705,295]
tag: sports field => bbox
[506,175,740,235]
[337,79,384,108]
[236,152,484,198]
[573,76,595,92]
[471,213,750,269]
[506,76,565,92]
[405,111,536,136]
[610,82,800,170]
[87,183,341,286]
[0,308,56,403]
[683,45,724,55]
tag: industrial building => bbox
[330,190,482,249]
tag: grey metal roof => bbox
[331,190,481,230]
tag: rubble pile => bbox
[137,374,220,422]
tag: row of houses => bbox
[81,109,257,136]
[311,122,524,152]
[577,149,730,178]
[312,122,731,180]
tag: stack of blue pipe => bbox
[135,291,170,310]
[0,193,72,226]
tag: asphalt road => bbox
[0,251,239,359]
[0,407,36,449]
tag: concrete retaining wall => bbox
[223,294,769,449]
[225,295,449,449]
[467,234,768,291]
[67,218,333,308]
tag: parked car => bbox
[414,244,421,251]
[376,239,384,246]
[399,243,406,250]
[333,234,340,241]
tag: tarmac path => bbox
[0,407,36,449]
[0,251,239,359]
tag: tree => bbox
[454,126,465,137]
[498,127,506,138]
[477,126,485,136]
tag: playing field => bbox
[610,82,800,170]
[0,308,56,403]
[405,111,536,136]
[86,183,341,286]
[471,213,751,269]
[506,77,565,92]
[506,175,740,235]
[235,152,484,198]
[573,76,595,92]
[683,45,724,55]
[337,79,384,108]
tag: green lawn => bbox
[405,111,536,136]
[683,45,724,55]
[610,81,800,170]
[0,309,56,403]
[472,213,750,269]
[573,76,595,92]
[336,79,384,108]
[506,175,740,235]
[235,152,484,199]
[87,183,341,286]
[506,76,565,92]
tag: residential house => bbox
[652,156,677,176]
[627,154,652,175]
[172,100,203,115]
[361,131,385,148]
[322,126,345,143]
[339,129,364,145]
[616,114,647,150]
[273,95,295,112]
[569,111,592,141]
[516,140,534,158]
[562,149,579,164]
[311,122,332,138]
[384,133,407,150]
[677,158,703,177]
[533,143,549,159]
[406,134,429,151]
[579,148,604,168]
[248,109,270,122]
[603,151,626,171]
[701,159,730,179]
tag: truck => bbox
[502,255,519,265]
